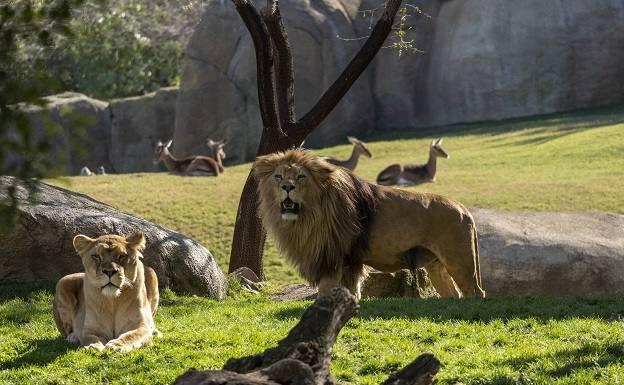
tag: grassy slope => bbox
[2,107,624,384]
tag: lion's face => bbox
[270,163,311,220]
[254,150,334,222]
[73,232,146,298]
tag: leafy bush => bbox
[16,0,206,100]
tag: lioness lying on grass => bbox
[53,232,160,352]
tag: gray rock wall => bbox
[13,93,113,175]
[11,89,179,176]
[110,87,179,173]
[174,0,624,161]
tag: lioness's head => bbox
[254,150,335,222]
[73,232,146,298]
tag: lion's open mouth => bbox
[280,198,300,215]
[102,282,119,290]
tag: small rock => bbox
[272,284,318,302]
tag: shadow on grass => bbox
[0,337,72,370]
[0,284,55,303]
[272,297,624,322]
[502,342,624,379]
[364,104,624,144]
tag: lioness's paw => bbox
[84,342,105,351]
[105,339,132,352]
[66,333,80,344]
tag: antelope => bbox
[206,139,227,174]
[376,138,449,186]
[79,166,95,176]
[153,139,222,176]
[323,136,373,171]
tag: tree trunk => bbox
[228,170,267,276]
[228,0,405,279]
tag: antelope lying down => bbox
[153,139,226,176]
[323,136,373,171]
[376,138,449,186]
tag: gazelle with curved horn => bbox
[376,138,449,186]
[153,139,222,176]
[206,139,227,174]
[323,136,373,171]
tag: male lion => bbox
[254,150,485,299]
[53,232,160,351]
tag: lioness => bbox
[254,149,485,299]
[53,232,160,351]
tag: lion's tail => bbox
[472,223,483,289]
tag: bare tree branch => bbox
[231,0,281,135]
[294,0,404,142]
[262,4,296,128]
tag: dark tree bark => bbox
[228,0,405,278]
[173,288,441,385]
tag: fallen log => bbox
[173,288,440,385]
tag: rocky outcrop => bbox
[110,87,179,173]
[0,176,227,298]
[175,0,624,161]
[426,0,624,126]
[473,209,624,297]
[16,92,113,175]
[10,88,180,176]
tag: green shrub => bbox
[16,0,203,100]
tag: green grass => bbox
[3,107,624,384]
[1,289,624,385]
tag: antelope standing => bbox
[376,138,449,186]
[206,139,227,174]
[323,136,373,171]
[153,139,223,176]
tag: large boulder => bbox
[176,0,624,161]
[0,176,227,298]
[474,209,624,297]
[110,87,179,173]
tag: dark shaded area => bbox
[272,296,624,322]
[503,342,624,378]
[366,104,624,144]
[0,337,71,371]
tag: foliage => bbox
[0,0,93,231]
[1,287,624,384]
[16,0,205,100]
[46,106,624,282]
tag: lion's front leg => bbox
[81,333,108,351]
[105,325,152,352]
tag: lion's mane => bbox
[254,150,384,286]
